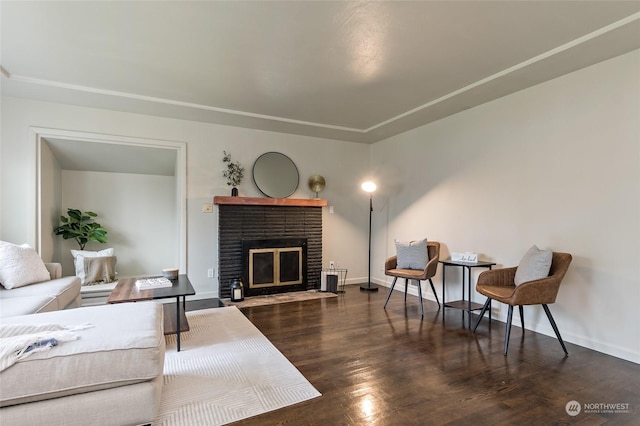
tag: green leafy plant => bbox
[54,208,108,250]
[222,150,244,187]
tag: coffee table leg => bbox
[442,265,446,321]
[176,296,181,352]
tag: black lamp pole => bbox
[360,191,378,292]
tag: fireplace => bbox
[242,238,307,296]
[215,196,325,299]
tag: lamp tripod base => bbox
[360,283,379,292]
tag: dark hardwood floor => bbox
[187,286,639,425]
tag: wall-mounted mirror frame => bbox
[252,152,299,198]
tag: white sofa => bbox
[0,302,165,425]
[0,263,81,318]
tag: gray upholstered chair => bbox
[472,252,572,355]
[383,241,440,318]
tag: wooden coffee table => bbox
[108,274,196,351]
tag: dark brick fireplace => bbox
[215,196,325,299]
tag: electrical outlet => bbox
[207,268,214,278]
[329,260,335,269]
[202,203,213,213]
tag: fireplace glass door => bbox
[249,247,303,288]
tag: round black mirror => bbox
[252,152,299,198]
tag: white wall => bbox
[39,140,63,262]
[56,170,177,277]
[0,97,372,299]
[370,50,640,363]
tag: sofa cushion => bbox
[0,302,165,407]
[0,276,80,311]
[0,241,51,289]
[0,296,57,317]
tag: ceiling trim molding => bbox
[2,68,364,134]
[364,11,640,133]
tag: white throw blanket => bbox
[0,323,93,372]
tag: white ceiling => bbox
[45,138,177,176]
[2,1,640,143]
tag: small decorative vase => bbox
[231,187,238,196]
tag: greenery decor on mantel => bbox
[54,208,108,250]
[222,150,244,196]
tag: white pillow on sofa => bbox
[395,238,429,270]
[514,245,552,286]
[0,241,51,289]
[71,248,115,285]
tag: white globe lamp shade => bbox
[361,181,377,193]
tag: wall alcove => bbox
[34,128,187,277]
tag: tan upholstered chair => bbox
[383,241,440,318]
[472,252,572,355]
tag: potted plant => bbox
[54,208,108,250]
[222,150,244,196]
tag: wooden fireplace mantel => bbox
[214,196,327,207]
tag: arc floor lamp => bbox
[360,181,378,292]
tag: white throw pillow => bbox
[514,245,552,286]
[0,241,51,289]
[71,248,115,284]
[395,238,429,270]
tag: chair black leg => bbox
[404,279,409,302]
[383,277,398,308]
[504,305,514,356]
[472,298,491,332]
[417,280,424,318]
[519,305,525,333]
[543,304,568,355]
[428,279,440,307]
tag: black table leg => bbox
[462,267,467,327]
[176,296,181,352]
[442,265,446,321]
[467,266,472,329]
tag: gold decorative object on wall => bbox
[308,175,326,198]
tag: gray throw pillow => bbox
[514,245,552,286]
[395,238,428,270]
